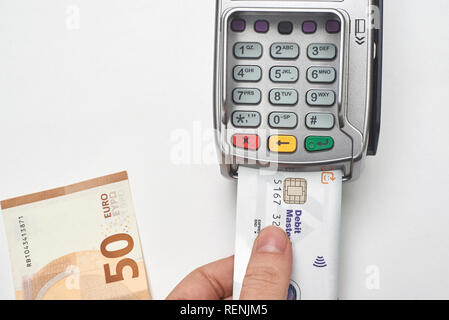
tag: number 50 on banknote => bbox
[1,172,151,300]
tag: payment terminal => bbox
[213,0,383,180]
[213,0,383,300]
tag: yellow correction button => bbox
[268,135,297,153]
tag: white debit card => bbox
[234,167,343,300]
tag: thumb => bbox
[240,226,293,300]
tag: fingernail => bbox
[256,227,288,253]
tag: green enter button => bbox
[305,136,334,152]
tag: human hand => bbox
[167,226,292,300]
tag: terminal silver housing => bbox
[214,0,383,181]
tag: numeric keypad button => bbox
[306,90,336,106]
[269,112,298,129]
[233,66,262,82]
[234,42,263,59]
[233,88,262,105]
[270,43,299,60]
[269,89,298,105]
[307,44,337,60]
[270,66,299,83]
[307,67,336,83]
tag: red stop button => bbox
[232,134,260,150]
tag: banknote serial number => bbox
[18,216,32,268]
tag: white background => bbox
[1,0,449,300]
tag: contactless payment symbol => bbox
[283,178,307,205]
[313,256,327,268]
[321,172,336,185]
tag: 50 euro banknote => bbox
[1,172,151,300]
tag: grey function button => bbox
[232,111,261,128]
[234,42,263,59]
[271,43,300,59]
[307,67,336,83]
[306,113,335,129]
[233,66,262,82]
[306,90,336,106]
[233,88,261,105]
[269,89,298,105]
[270,66,299,83]
[269,112,298,129]
[307,43,337,60]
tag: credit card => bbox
[234,167,343,300]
